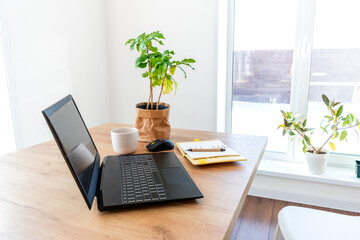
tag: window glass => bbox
[232,0,297,153]
[307,0,360,155]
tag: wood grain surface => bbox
[0,123,267,240]
[232,196,360,240]
[235,196,274,240]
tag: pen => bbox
[186,148,226,152]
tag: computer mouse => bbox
[146,139,175,152]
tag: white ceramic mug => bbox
[111,127,138,154]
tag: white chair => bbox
[274,206,360,240]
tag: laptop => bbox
[42,95,203,211]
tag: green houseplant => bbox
[278,94,360,174]
[126,31,196,142]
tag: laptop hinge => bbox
[96,157,107,197]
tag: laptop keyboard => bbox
[120,154,167,204]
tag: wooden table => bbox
[0,123,267,240]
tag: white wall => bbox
[0,28,16,155]
[0,0,219,149]
[0,0,111,148]
[105,0,218,132]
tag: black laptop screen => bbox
[48,100,96,193]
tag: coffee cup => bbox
[111,127,138,154]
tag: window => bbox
[228,0,360,166]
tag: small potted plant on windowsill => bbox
[125,31,196,142]
[278,94,360,174]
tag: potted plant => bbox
[125,31,196,142]
[278,94,360,174]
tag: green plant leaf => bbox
[277,124,284,129]
[329,142,336,151]
[304,134,311,145]
[303,145,307,153]
[182,58,196,64]
[162,50,170,56]
[149,46,158,52]
[333,102,341,107]
[333,131,339,139]
[169,66,176,75]
[295,124,301,132]
[288,130,295,136]
[136,55,148,63]
[322,94,330,106]
[340,130,347,141]
[135,32,145,42]
[139,41,147,51]
[137,62,147,68]
[177,60,195,70]
[350,113,355,121]
[303,119,307,127]
[172,80,178,97]
[162,78,173,94]
[280,110,287,119]
[177,66,187,78]
[165,73,171,80]
[282,129,286,136]
[125,38,134,45]
[142,72,149,78]
[284,119,288,127]
[320,126,328,134]
[329,100,335,107]
[130,41,136,50]
[152,78,162,87]
[149,31,165,39]
[335,105,344,117]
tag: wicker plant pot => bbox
[134,102,170,142]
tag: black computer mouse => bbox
[146,139,175,152]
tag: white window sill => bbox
[257,158,360,188]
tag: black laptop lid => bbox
[42,95,100,209]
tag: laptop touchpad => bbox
[161,167,189,184]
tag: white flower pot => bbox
[305,149,329,174]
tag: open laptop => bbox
[42,95,203,211]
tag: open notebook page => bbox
[178,140,241,159]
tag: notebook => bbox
[42,95,203,211]
[176,140,247,165]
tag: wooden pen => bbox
[186,148,226,152]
